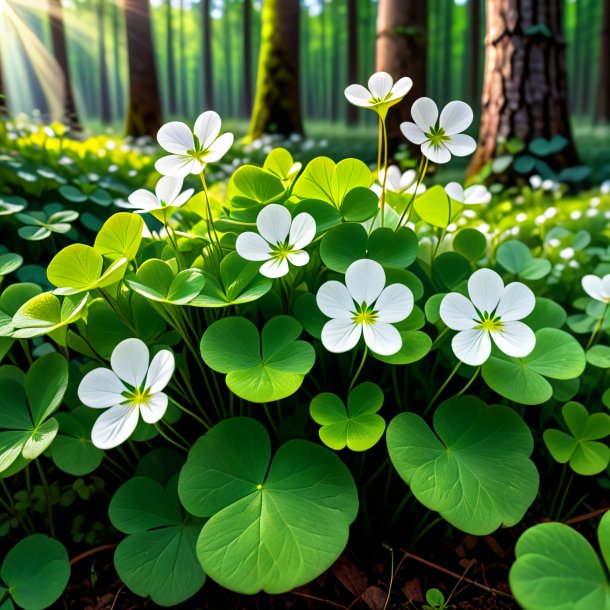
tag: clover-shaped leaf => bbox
[228,165,285,207]
[414,185,463,228]
[263,147,302,185]
[109,474,205,607]
[543,402,610,475]
[190,251,272,307]
[0,353,68,476]
[93,212,143,261]
[0,195,26,216]
[47,244,128,296]
[200,315,315,402]
[126,259,205,305]
[0,534,70,610]
[310,382,386,451]
[178,417,359,594]
[0,253,23,277]
[16,204,78,241]
[320,222,418,272]
[509,512,610,610]
[386,395,539,535]
[482,329,586,405]
[496,239,551,280]
[0,283,42,338]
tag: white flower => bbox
[155,111,234,177]
[344,72,413,117]
[439,268,536,366]
[235,204,316,278]
[78,338,175,450]
[529,175,542,190]
[582,274,610,303]
[127,176,194,214]
[373,166,425,196]
[600,180,610,195]
[400,97,476,164]
[316,259,414,356]
[444,182,491,205]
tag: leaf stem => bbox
[348,346,368,394]
[426,360,462,413]
[396,156,428,230]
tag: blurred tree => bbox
[124,0,163,136]
[468,0,482,109]
[469,0,579,176]
[346,0,359,125]
[596,0,610,122]
[179,0,188,116]
[202,0,214,109]
[165,0,177,115]
[97,0,111,124]
[0,46,5,115]
[243,0,253,115]
[223,0,235,115]
[248,0,303,139]
[112,2,124,120]
[48,0,80,128]
[376,0,427,157]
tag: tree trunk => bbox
[98,0,112,124]
[180,0,188,116]
[0,46,6,115]
[247,0,304,139]
[442,0,452,104]
[469,0,482,108]
[202,0,214,109]
[468,0,579,176]
[48,0,80,128]
[165,0,177,115]
[376,0,427,157]
[124,0,163,137]
[243,0,253,116]
[223,1,235,116]
[596,0,610,122]
[346,0,359,125]
[112,2,124,121]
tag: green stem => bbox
[376,117,383,174]
[555,472,574,521]
[396,156,428,230]
[586,303,609,349]
[263,404,280,438]
[170,397,210,429]
[154,423,188,452]
[380,119,388,227]
[199,172,224,257]
[35,459,55,537]
[431,195,452,262]
[456,366,481,397]
[348,346,368,394]
[426,360,462,413]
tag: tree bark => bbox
[202,0,214,109]
[376,0,427,157]
[165,0,177,115]
[98,0,112,124]
[596,0,610,122]
[243,0,253,116]
[468,0,580,176]
[247,0,304,139]
[48,0,80,128]
[346,0,359,125]
[469,0,482,108]
[124,0,163,137]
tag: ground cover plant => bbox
[0,71,609,610]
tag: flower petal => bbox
[444,134,477,157]
[194,110,221,149]
[128,189,159,211]
[495,282,535,321]
[203,132,234,162]
[374,284,414,323]
[155,176,183,204]
[289,212,316,249]
[451,328,492,366]
[444,182,465,203]
[582,275,607,302]
[390,76,413,100]
[398,169,417,192]
[91,404,139,450]
[411,97,439,131]
[317,281,354,319]
[157,121,194,154]
[345,259,386,305]
[256,203,291,244]
[380,166,401,192]
[321,319,362,353]
[440,292,479,330]
[368,72,393,99]
[602,274,610,297]
[463,184,491,204]
[400,122,428,145]
[421,141,451,164]
[345,84,373,107]
[78,368,126,408]
[491,321,536,359]
[363,322,402,355]
[259,257,289,278]
[287,250,309,267]
[155,154,196,178]
[111,338,150,388]
[236,232,272,261]
[145,350,175,394]
[140,392,169,424]
[468,268,503,315]
[170,188,195,208]
[439,100,473,135]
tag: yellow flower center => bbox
[352,303,378,326]
[475,313,504,333]
[122,387,151,407]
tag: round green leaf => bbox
[340,187,378,222]
[386,396,539,535]
[229,165,285,207]
[587,345,610,368]
[414,185,463,228]
[178,417,359,594]
[94,212,143,262]
[453,228,487,261]
[310,382,386,451]
[1,534,70,610]
[0,254,23,277]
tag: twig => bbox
[564,506,609,525]
[70,543,118,566]
[291,590,349,609]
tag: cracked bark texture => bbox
[376,0,427,159]
[469,0,579,176]
[247,0,303,140]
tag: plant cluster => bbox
[0,74,608,609]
